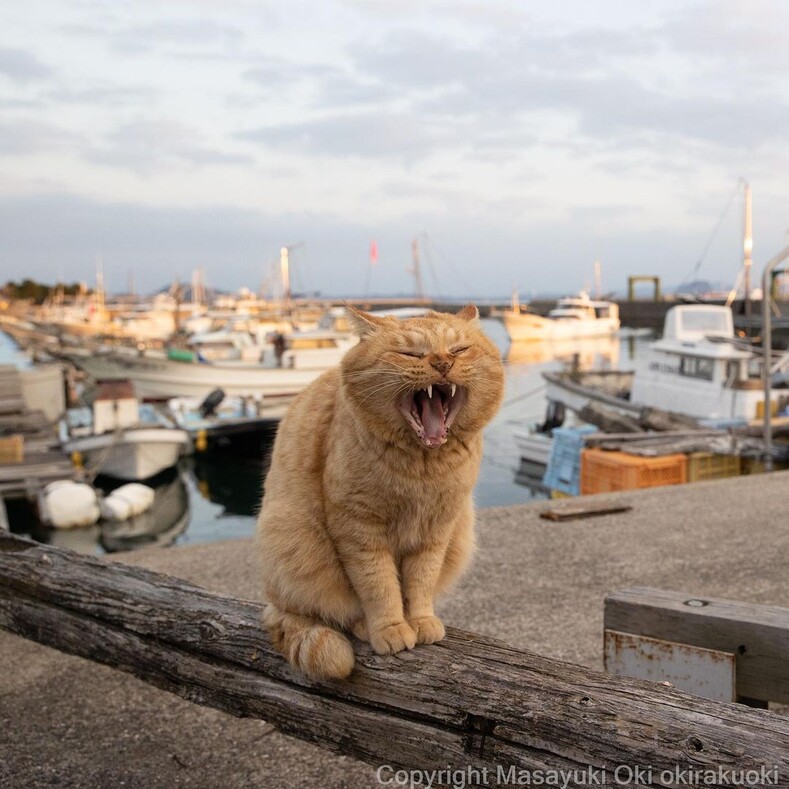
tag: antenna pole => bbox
[743,182,753,319]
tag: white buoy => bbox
[100,483,155,522]
[39,481,101,529]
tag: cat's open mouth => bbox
[397,383,466,448]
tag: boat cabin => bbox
[631,305,777,421]
[548,297,619,323]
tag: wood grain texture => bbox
[2,533,789,787]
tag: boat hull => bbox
[65,350,323,400]
[63,428,191,481]
[503,313,620,342]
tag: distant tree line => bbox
[2,279,90,304]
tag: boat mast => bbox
[743,182,753,319]
[280,246,291,302]
[410,238,426,302]
[95,255,105,315]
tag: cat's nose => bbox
[429,355,454,375]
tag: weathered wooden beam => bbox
[539,502,633,522]
[2,534,789,787]
[606,587,789,705]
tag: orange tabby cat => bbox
[257,305,504,680]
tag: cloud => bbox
[0,48,54,83]
[92,18,246,57]
[45,84,158,108]
[58,16,248,58]
[85,119,255,172]
[0,118,82,155]
[237,111,473,160]
[243,60,398,108]
[343,22,789,157]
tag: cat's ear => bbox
[344,304,387,337]
[456,304,479,322]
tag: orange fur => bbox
[257,306,504,679]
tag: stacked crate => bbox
[542,425,597,497]
[0,434,24,464]
[686,453,741,482]
[580,449,687,494]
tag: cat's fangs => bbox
[398,382,467,448]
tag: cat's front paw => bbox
[408,615,445,645]
[369,621,417,655]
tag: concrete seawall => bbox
[2,471,788,787]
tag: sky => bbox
[1,0,788,300]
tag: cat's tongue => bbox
[420,393,446,445]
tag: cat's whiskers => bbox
[355,378,413,407]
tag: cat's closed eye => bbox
[398,350,425,358]
[451,345,471,355]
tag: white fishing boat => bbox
[503,292,620,342]
[543,304,789,423]
[60,381,191,480]
[62,317,358,400]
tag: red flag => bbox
[370,239,378,265]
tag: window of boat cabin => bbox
[679,355,714,381]
[747,358,763,379]
[680,310,730,335]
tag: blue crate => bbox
[541,425,597,496]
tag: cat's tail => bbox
[263,604,355,680]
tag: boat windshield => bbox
[680,310,730,335]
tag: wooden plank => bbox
[0,409,51,432]
[584,430,722,446]
[0,397,25,415]
[605,587,789,704]
[2,533,789,784]
[540,503,633,522]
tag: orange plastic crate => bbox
[0,434,24,464]
[580,449,687,494]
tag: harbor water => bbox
[1,323,652,553]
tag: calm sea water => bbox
[1,323,651,553]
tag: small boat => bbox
[60,380,191,481]
[502,292,620,342]
[61,328,356,400]
[167,389,285,458]
[543,305,789,423]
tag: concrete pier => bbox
[2,471,788,788]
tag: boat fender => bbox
[199,388,225,418]
[39,480,101,529]
[100,483,156,522]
